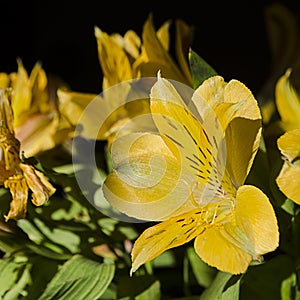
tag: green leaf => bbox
[240,255,295,300]
[33,218,81,253]
[186,247,217,288]
[23,255,61,300]
[199,271,239,300]
[117,274,160,299]
[152,250,176,268]
[37,254,115,300]
[0,258,32,300]
[188,49,218,89]
[135,280,160,300]
[281,272,300,300]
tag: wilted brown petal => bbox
[19,163,56,206]
[4,175,28,221]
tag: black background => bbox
[1,0,300,95]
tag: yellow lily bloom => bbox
[103,73,279,275]
[276,129,300,204]
[58,15,193,145]
[0,60,74,157]
[95,14,193,89]
[0,90,56,221]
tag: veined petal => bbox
[276,161,300,204]
[103,133,193,221]
[57,89,97,135]
[150,74,225,201]
[95,26,133,89]
[235,185,279,255]
[19,163,56,206]
[193,76,262,186]
[156,20,171,51]
[4,175,28,221]
[0,73,10,88]
[28,62,48,112]
[10,60,32,127]
[15,113,61,157]
[136,15,191,86]
[194,185,279,274]
[225,119,262,187]
[123,30,141,59]
[0,89,15,134]
[277,128,300,161]
[175,19,194,85]
[131,208,206,274]
[192,76,226,110]
[276,129,300,204]
[194,226,253,274]
[193,76,261,128]
[275,68,300,124]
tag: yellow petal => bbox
[276,129,300,204]
[131,208,206,274]
[194,185,279,274]
[28,62,49,111]
[194,226,252,274]
[19,163,56,206]
[174,19,194,85]
[193,76,261,128]
[275,68,300,124]
[277,128,300,162]
[136,15,191,86]
[15,113,60,157]
[156,20,171,51]
[95,26,133,89]
[123,30,141,59]
[10,59,32,127]
[4,175,28,221]
[235,185,279,255]
[225,119,262,187]
[103,133,193,221]
[150,74,225,197]
[0,73,10,89]
[193,76,262,186]
[57,89,97,133]
[0,89,15,134]
[276,161,300,204]
[58,83,151,142]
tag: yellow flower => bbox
[0,90,56,221]
[95,14,193,89]
[265,68,300,137]
[276,129,300,204]
[103,73,279,275]
[58,15,194,145]
[0,60,74,157]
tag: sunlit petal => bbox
[276,129,300,204]
[194,226,252,274]
[103,133,193,221]
[131,208,206,274]
[275,68,300,124]
[95,26,133,89]
[235,185,279,255]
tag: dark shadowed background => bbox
[1,0,300,95]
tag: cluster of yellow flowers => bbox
[0,14,299,277]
